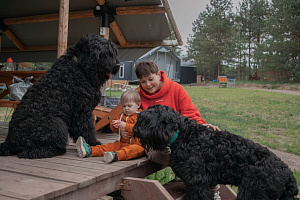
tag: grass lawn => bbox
[187,86,300,155]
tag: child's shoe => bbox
[103,151,118,163]
[76,136,92,158]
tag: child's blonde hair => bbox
[120,89,141,105]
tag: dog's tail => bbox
[0,141,15,156]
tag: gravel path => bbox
[268,148,300,171]
[247,88,300,96]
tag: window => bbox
[119,63,124,78]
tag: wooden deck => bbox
[0,121,162,200]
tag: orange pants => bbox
[91,140,145,161]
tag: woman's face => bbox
[139,72,162,94]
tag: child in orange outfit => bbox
[76,89,144,163]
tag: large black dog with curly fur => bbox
[0,34,119,159]
[133,105,299,200]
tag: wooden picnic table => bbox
[0,121,163,200]
[0,119,237,200]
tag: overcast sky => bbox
[168,0,241,54]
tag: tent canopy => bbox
[0,0,182,62]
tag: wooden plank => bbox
[0,160,96,187]
[163,180,186,200]
[0,123,163,200]
[0,195,20,200]
[95,103,123,131]
[57,153,150,175]
[3,29,25,50]
[0,170,75,200]
[120,177,174,200]
[110,21,127,47]
[97,196,113,200]
[2,156,111,177]
[219,184,237,200]
[3,10,94,25]
[51,162,162,200]
[0,100,20,110]
[116,5,165,15]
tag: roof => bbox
[179,56,196,67]
[0,0,182,62]
[138,46,180,61]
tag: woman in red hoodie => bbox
[127,60,220,166]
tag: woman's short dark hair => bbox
[135,60,159,79]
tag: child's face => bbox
[122,101,140,116]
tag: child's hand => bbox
[120,131,130,139]
[119,122,126,131]
[112,120,121,128]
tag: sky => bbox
[168,0,241,54]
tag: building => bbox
[112,46,181,84]
[179,56,197,84]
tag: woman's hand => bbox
[203,124,221,131]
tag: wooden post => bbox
[97,0,110,106]
[57,0,69,58]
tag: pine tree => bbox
[236,0,269,80]
[263,0,300,81]
[187,0,234,80]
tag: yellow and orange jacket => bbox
[109,108,142,145]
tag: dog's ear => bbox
[134,105,186,150]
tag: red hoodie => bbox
[138,71,206,124]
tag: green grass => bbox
[0,107,14,122]
[145,167,175,185]
[186,87,300,155]
[104,89,124,97]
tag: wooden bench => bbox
[118,177,237,200]
[218,76,235,88]
[0,100,20,110]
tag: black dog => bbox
[0,34,119,159]
[133,105,299,200]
